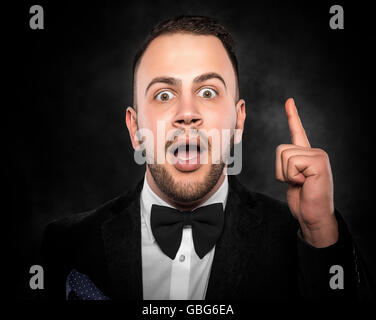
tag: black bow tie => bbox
[150,203,224,259]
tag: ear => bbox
[234,99,246,144]
[125,106,140,150]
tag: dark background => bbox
[7,0,375,299]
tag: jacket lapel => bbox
[101,179,144,300]
[206,176,264,299]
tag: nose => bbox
[173,99,203,129]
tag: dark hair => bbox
[132,15,239,106]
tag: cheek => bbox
[138,117,171,157]
[137,106,162,133]
[205,104,237,130]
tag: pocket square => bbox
[66,269,110,300]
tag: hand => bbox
[276,98,338,248]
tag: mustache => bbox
[164,128,210,153]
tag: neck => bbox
[145,167,226,211]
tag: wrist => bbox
[299,214,339,248]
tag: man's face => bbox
[127,33,245,204]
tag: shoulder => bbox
[229,175,289,211]
[44,195,122,237]
[43,178,144,243]
[228,175,297,228]
[253,190,291,217]
[227,176,300,253]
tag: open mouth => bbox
[168,137,207,172]
[173,144,201,160]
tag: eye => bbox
[198,88,217,99]
[155,90,175,101]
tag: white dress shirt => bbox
[140,174,229,300]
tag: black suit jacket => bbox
[41,175,362,300]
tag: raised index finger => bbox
[285,98,311,148]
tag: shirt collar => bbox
[140,173,229,243]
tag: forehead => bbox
[136,33,236,93]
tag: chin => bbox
[148,161,224,203]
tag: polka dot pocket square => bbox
[66,269,110,300]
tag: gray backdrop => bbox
[8,0,375,299]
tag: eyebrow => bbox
[144,72,227,96]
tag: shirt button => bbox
[179,254,185,262]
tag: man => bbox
[41,15,362,300]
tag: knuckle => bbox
[281,148,293,161]
[313,148,328,156]
[318,150,329,161]
[276,144,284,154]
[276,144,290,153]
[288,155,297,167]
[312,147,324,153]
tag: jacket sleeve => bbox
[296,210,370,300]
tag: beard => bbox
[147,133,234,203]
[147,162,225,203]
